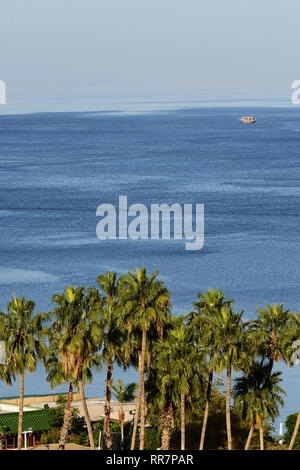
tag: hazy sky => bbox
[1,0,300,109]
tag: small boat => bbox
[240,116,256,124]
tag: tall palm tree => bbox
[112,379,137,441]
[211,306,251,450]
[0,297,49,449]
[138,320,170,449]
[50,286,102,449]
[187,289,232,449]
[156,318,205,450]
[233,362,285,450]
[97,272,125,450]
[250,304,292,449]
[147,374,176,450]
[118,266,171,450]
[45,351,75,449]
[146,367,176,450]
[143,316,178,450]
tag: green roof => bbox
[0,409,52,435]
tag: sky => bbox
[0,0,300,111]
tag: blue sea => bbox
[0,106,299,430]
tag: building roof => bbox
[0,409,52,435]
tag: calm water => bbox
[0,107,299,428]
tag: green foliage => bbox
[96,272,127,365]
[144,427,161,450]
[92,420,103,441]
[283,413,300,449]
[118,266,171,334]
[111,421,121,432]
[49,285,102,383]
[68,433,85,445]
[146,314,206,423]
[0,268,299,451]
[112,379,137,404]
[92,420,125,448]
[0,297,49,375]
[48,395,80,429]
[251,304,292,364]
[233,362,285,426]
[121,422,132,450]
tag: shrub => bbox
[41,428,60,444]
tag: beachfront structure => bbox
[0,402,39,414]
[0,409,52,449]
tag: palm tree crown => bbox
[233,361,285,449]
[0,297,49,449]
[252,303,292,365]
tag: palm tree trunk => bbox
[130,329,147,450]
[245,423,254,450]
[289,408,300,450]
[139,378,145,450]
[199,367,213,450]
[259,422,264,450]
[17,372,25,450]
[104,357,114,450]
[78,379,95,449]
[121,419,124,442]
[161,402,174,450]
[226,366,232,450]
[119,405,125,442]
[58,383,73,450]
[181,392,185,450]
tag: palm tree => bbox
[138,320,170,449]
[50,286,102,449]
[97,272,125,450]
[252,304,291,370]
[118,266,171,450]
[112,379,137,441]
[144,317,178,450]
[0,297,49,449]
[187,289,232,449]
[156,318,205,450]
[233,362,285,450]
[250,304,292,449]
[45,351,75,449]
[211,306,251,450]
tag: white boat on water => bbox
[240,116,256,124]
